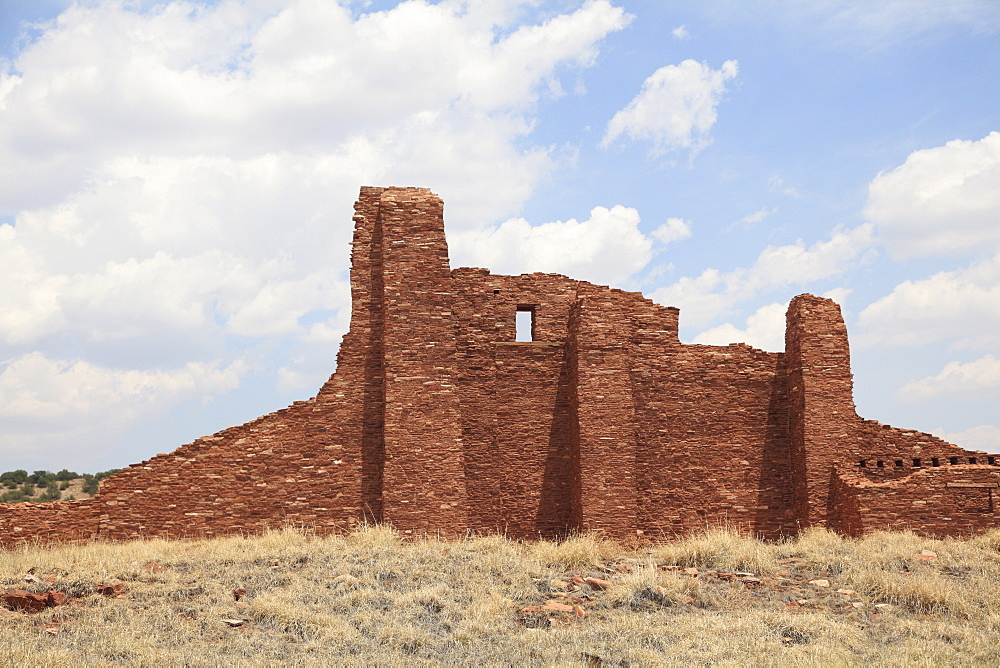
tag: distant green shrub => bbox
[81,475,98,496]
[0,469,28,487]
[0,467,121,502]
[28,470,54,486]
[0,488,29,503]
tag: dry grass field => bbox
[3,524,1000,666]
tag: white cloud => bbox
[899,354,1000,401]
[650,224,873,326]
[858,134,1000,352]
[450,204,657,287]
[932,424,1000,453]
[0,353,245,422]
[0,0,631,466]
[0,0,629,222]
[651,217,692,245]
[864,131,1000,259]
[857,252,1000,348]
[692,302,786,352]
[822,286,852,305]
[671,25,689,40]
[0,154,357,351]
[601,59,738,156]
[0,352,245,464]
[728,206,776,231]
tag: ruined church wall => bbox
[850,420,988,481]
[0,397,367,547]
[448,269,588,538]
[831,466,1000,537]
[493,343,576,538]
[571,286,640,538]
[5,187,998,548]
[785,294,865,527]
[0,188,388,547]
[375,189,468,536]
[630,342,797,538]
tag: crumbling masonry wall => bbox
[2,186,997,546]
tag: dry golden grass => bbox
[2,525,1000,666]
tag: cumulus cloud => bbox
[857,252,1000,348]
[0,0,631,466]
[0,0,630,221]
[651,224,873,327]
[865,132,1000,259]
[898,354,1000,401]
[692,302,786,352]
[601,59,738,156]
[651,217,692,245]
[450,204,661,287]
[0,352,245,465]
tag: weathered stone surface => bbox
[95,583,126,597]
[0,589,66,612]
[0,186,996,546]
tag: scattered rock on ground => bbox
[1,589,67,613]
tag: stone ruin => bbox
[2,186,998,547]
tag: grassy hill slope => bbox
[3,526,1000,665]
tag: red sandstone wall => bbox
[785,295,864,527]
[0,397,366,546]
[632,342,796,539]
[376,189,468,536]
[832,466,1000,537]
[572,286,640,539]
[2,187,997,548]
[448,268,589,537]
[493,342,575,538]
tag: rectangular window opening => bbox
[989,457,996,466]
[913,458,921,468]
[932,457,940,467]
[969,457,978,465]
[876,460,884,468]
[894,460,903,468]
[858,460,867,468]
[950,457,959,465]
[515,306,535,342]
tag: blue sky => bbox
[1,0,998,472]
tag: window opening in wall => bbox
[895,460,903,467]
[515,306,535,342]
[932,458,940,467]
[493,289,500,294]
[876,460,884,468]
[858,460,867,468]
[989,457,996,466]
[950,457,959,465]
[969,457,978,464]
[913,458,921,468]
